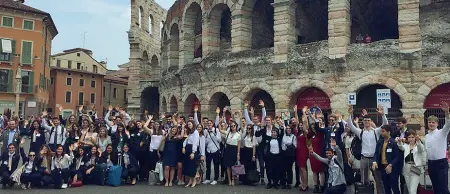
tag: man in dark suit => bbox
[373,125,402,194]
[392,117,408,194]
[0,143,21,189]
[0,120,20,153]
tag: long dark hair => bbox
[246,124,254,138]
[186,120,195,134]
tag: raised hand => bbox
[442,102,449,114]
[160,113,166,119]
[376,105,384,115]
[249,107,254,114]
[148,115,153,121]
[216,107,220,114]
[59,106,63,112]
[330,138,336,147]
[194,105,199,112]
[78,105,84,112]
[42,111,48,117]
[302,106,308,114]
[293,105,297,112]
[361,109,368,116]
[244,100,249,108]
[308,146,314,154]
[348,105,353,114]
[259,99,264,107]
[108,105,113,111]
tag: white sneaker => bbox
[177,181,185,185]
[61,184,68,189]
[210,180,217,185]
[202,180,211,184]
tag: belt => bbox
[362,156,374,159]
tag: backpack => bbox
[351,130,377,160]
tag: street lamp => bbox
[14,64,22,117]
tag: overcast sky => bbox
[25,0,176,70]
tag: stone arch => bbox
[423,82,450,131]
[347,75,407,104]
[209,92,232,122]
[184,93,201,117]
[162,30,169,69]
[161,97,167,113]
[416,72,450,98]
[182,87,203,103]
[294,0,328,44]
[151,55,158,67]
[289,79,334,103]
[141,51,150,77]
[239,82,273,101]
[289,86,332,109]
[205,86,234,103]
[182,0,203,65]
[205,3,232,53]
[169,95,178,114]
[169,23,180,68]
[244,88,276,119]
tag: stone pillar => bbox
[328,0,351,59]
[401,108,426,127]
[330,93,348,117]
[398,0,421,52]
[168,38,180,69]
[273,0,296,63]
[231,6,252,52]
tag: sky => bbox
[25,0,176,70]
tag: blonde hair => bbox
[427,115,439,122]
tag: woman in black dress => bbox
[182,121,200,188]
[161,127,180,186]
[218,120,241,186]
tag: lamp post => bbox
[14,65,22,117]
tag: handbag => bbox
[246,162,260,183]
[231,161,246,176]
[410,165,422,176]
[10,165,25,184]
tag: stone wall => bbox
[127,0,166,116]
[153,1,450,126]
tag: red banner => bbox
[297,88,331,109]
[424,83,450,108]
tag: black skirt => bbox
[241,147,256,170]
[182,144,199,177]
[223,144,238,168]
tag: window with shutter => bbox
[21,71,30,93]
[2,16,13,27]
[28,72,34,93]
[23,20,34,30]
[0,39,15,61]
[6,69,13,92]
[21,41,33,64]
[0,70,8,92]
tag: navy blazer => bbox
[374,138,401,172]
[317,121,345,149]
[82,153,102,168]
[255,126,284,155]
[120,152,137,168]
[100,151,118,166]
[0,151,21,173]
[19,147,43,174]
[28,129,46,154]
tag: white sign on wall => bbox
[348,93,356,105]
[27,101,36,108]
[376,89,391,113]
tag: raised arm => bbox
[260,100,267,124]
[347,105,362,139]
[41,112,52,132]
[244,100,254,125]
[310,147,329,164]
[441,102,450,135]
[214,107,220,127]
[105,105,113,127]
[193,106,200,126]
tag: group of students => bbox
[0,101,449,194]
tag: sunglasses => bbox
[29,154,36,157]
[231,125,236,127]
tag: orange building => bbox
[0,0,58,117]
[49,48,107,118]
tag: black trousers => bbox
[51,168,70,188]
[20,172,41,186]
[149,150,159,171]
[1,171,12,185]
[280,153,295,185]
[256,144,265,178]
[428,158,450,194]
[138,150,149,180]
[122,166,139,179]
[205,151,220,181]
[70,167,85,181]
[324,183,347,194]
[294,160,300,184]
[266,153,282,185]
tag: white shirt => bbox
[205,128,221,153]
[282,134,297,151]
[225,131,241,146]
[51,152,74,170]
[243,135,257,148]
[425,117,449,160]
[269,139,280,154]
[348,115,387,157]
[42,120,67,145]
[149,135,163,151]
[199,136,206,156]
[185,130,200,153]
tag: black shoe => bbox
[286,185,292,189]
[313,185,320,193]
[273,184,279,189]
[260,179,265,185]
[320,185,326,193]
[294,182,300,188]
[266,184,273,189]
[281,185,287,189]
[2,184,6,189]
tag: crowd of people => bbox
[0,101,449,194]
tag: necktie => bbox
[8,153,13,171]
[53,126,58,144]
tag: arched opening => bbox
[209,92,231,122]
[184,94,200,118]
[355,84,403,125]
[160,21,164,38]
[294,0,328,44]
[138,6,144,28]
[209,3,232,52]
[150,55,159,78]
[149,15,154,34]
[424,83,450,136]
[292,87,331,124]
[151,55,158,67]
[169,96,178,114]
[247,89,275,119]
[169,24,180,68]
[183,2,203,64]
[161,97,167,113]
[141,51,150,78]
[141,87,159,119]
[350,0,399,42]
[251,0,274,49]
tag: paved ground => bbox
[4,183,312,194]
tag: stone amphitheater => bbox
[125,0,450,129]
